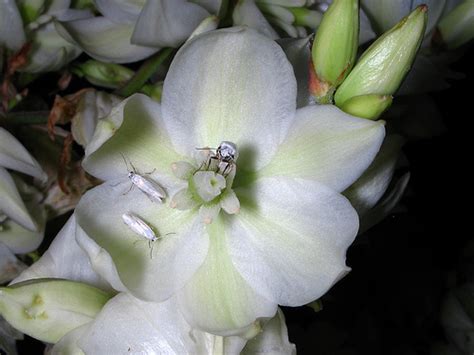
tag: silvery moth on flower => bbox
[121,154,166,203]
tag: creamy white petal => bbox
[11,215,112,292]
[131,0,209,47]
[229,177,357,306]
[55,17,157,63]
[0,168,37,231]
[94,0,145,23]
[260,105,385,192]
[162,27,296,170]
[76,293,251,354]
[21,21,82,73]
[0,128,45,180]
[193,0,222,14]
[0,0,26,51]
[343,135,403,217]
[75,182,209,302]
[83,94,183,182]
[242,309,296,355]
[233,0,279,40]
[71,90,122,148]
[51,324,88,355]
[178,216,277,336]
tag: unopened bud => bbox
[288,7,322,28]
[0,279,111,343]
[340,94,393,120]
[74,60,134,89]
[335,6,427,107]
[311,0,359,103]
[437,0,474,49]
[17,0,46,24]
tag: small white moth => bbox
[122,212,157,258]
[121,154,166,203]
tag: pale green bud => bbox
[74,60,134,89]
[335,6,427,107]
[17,0,46,24]
[0,279,112,343]
[340,94,393,120]
[437,0,474,49]
[311,0,359,103]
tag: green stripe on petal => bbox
[162,27,296,169]
[230,177,357,306]
[260,104,385,192]
[75,182,208,302]
[178,215,277,336]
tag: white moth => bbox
[121,154,166,203]
[122,213,157,258]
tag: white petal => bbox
[76,293,246,354]
[71,90,122,148]
[0,127,45,180]
[75,182,209,302]
[233,0,279,39]
[343,135,403,217]
[51,324,88,355]
[131,0,209,47]
[55,16,157,63]
[192,0,222,14]
[178,216,277,335]
[242,309,296,355]
[0,242,27,284]
[21,21,82,73]
[0,168,37,231]
[359,172,410,233]
[162,27,297,170]
[278,36,313,108]
[229,177,358,306]
[0,0,26,51]
[94,0,144,23]
[260,105,385,192]
[83,94,183,182]
[11,215,112,292]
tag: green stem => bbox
[0,111,49,125]
[114,48,174,97]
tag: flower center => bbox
[170,141,241,224]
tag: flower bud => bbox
[340,94,393,120]
[437,0,474,49]
[311,0,359,103]
[74,60,135,89]
[17,0,46,24]
[0,279,112,343]
[334,5,427,107]
[288,7,322,28]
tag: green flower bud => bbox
[17,0,46,24]
[74,60,135,89]
[0,279,112,343]
[437,0,474,49]
[311,0,359,103]
[335,5,427,107]
[340,94,393,120]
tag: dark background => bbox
[7,41,473,355]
